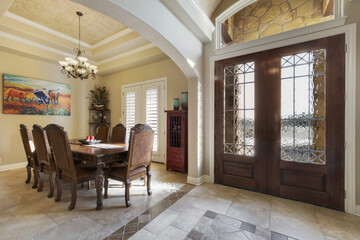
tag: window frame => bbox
[214,0,344,50]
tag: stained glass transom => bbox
[281,49,326,164]
[224,62,255,156]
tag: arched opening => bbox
[216,0,340,49]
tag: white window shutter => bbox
[125,91,136,144]
[146,88,158,152]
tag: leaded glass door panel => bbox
[271,35,345,210]
[215,53,268,192]
[215,35,345,210]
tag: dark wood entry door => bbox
[214,35,345,210]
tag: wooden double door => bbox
[214,35,345,210]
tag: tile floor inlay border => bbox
[186,210,294,240]
[104,183,195,240]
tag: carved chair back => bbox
[20,124,37,166]
[96,124,109,142]
[111,123,126,143]
[32,124,53,168]
[46,124,76,180]
[127,124,154,172]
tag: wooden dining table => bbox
[69,139,128,210]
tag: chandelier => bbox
[58,11,97,80]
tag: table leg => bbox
[95,164,104,210]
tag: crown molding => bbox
[161,0,215,43]
[4,11,92,48]
[4,11,136,50]
[0,30,72,57]
[179,0,215,37]
[91,28,133,49]
[97,43,155,65]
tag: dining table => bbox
[69,139,128,210]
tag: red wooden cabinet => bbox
[165,110,187,173]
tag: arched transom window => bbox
[218,0,335,48]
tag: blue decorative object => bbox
[181,92,188,110]
[172,98,180,110]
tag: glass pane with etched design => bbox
[224,61,255,156]
[281,49,326,164]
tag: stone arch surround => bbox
[71,0,205,183]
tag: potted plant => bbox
[88,85,109,109]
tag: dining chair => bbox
[110,123,126,143]
[104,124,154,207]
[20,124,38,189]
[46,124,97,210]
[32,124,56,197]
[95,124,109,142]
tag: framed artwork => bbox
[3,74,71,115]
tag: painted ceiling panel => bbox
[8,0,127,44]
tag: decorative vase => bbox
[94,104,104,110]
[181,92,188,110]
[172,98,180,110]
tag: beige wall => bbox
[101,59,188,128]
[0,51,98,166]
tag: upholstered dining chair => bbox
[95,124,109,142]
[46,124,97,210]
[104,124,154,207]
[110,123,126,143]
[32,124,56,197]
[20,124,38,189]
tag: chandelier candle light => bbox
[58,11,98,80]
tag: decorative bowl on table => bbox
[78,139,102,145]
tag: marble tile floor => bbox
[0,162,187,240]
[2,164,360,240]
[130,183,360,240]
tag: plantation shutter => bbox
[125,91,136,144]
[145,88,159,153]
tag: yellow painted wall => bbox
[0,51,98,166]
[101,58,188,128]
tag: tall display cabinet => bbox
[165,110,188,173]
[89,109,110,136]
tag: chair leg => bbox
[104,176,108,199]
[37,171,44,192]
[55,177,62,202]
[25,164,31,184]
[69,182,77,210]
[32,167,39,189]
[147,171,152,196]
[141,176,146,186]
[125,179,131,207]
[48,171,56,198]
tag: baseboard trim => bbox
[0,162,27,172]
[187,175,211,185]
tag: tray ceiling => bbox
[9,0,127,44]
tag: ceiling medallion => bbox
[58,11,97,80]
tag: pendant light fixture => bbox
[58,11,97,80]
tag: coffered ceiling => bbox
[9,0,127,45]
[0,0,218,76]
[0,0,168,76]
